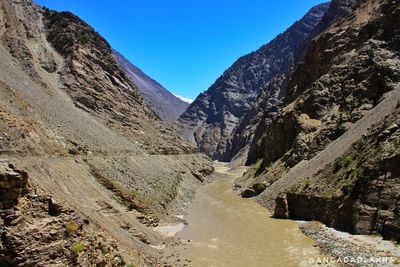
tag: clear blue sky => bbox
[34,0,325,100]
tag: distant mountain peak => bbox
[173,94,193,104]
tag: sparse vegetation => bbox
[334,154,354,172]
[252,183,267,194]
[65,221,79,233]
[303,177,311,189]
[340,179,354,195]
[334,159,343,172]
[338,112,344,126]
[126,263,136,267]
[71,241,85,253]
[349,168,359,179]
[343,154,354,165]
[354,139,367,150]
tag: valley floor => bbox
[160,163,324,266]
[157,162,400,267]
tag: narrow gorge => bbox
[0,0,399,266]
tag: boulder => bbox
[191,170,204,182]
[48,198,63,216]
[252,183,267,195]
[273,194,289,219]
[241,188,257,198]
[0,163,29,209]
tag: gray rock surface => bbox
[178,3,330,160]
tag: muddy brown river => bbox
[164,163,332,267]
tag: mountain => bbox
[2,0,399,264]
[237,0,400,242]
[237,0,361,165]
[113,50,189,122]
[173,94,193,104]
[178,3,330,159]
[0,0,213,265]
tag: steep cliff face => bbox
[0,162,125,266]
[230,0,361,164]
[113,50,189,122]
[178,3,329,159]
[275,108,400,241]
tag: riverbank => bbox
[161,163,335,267]
[299,221,400,267]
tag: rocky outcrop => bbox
[0,164,126,266]
[0,163,28,209]
[113,50,189,122]
[240,183,267,198]
[178,3,329,159]
[273,109,400,241]
[231,1,362,165]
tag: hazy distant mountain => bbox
[113,50,189,122]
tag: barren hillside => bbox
[113,50,189,122]
[0,0,213,265]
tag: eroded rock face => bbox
[0,163,125,266]
[178,3,329,160]
[0,163,28,209]
[275,109,400,241]
[233,0,400,243]
[224,0,361,163]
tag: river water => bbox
[164,163,332,267]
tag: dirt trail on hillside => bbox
[258,86,400,209]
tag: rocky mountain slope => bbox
[275,107,400,242]
[236,0,400,242]
[227,0,362,164]
[0,0,213,265]
[113,50,189,122]
[178,3,330,160]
